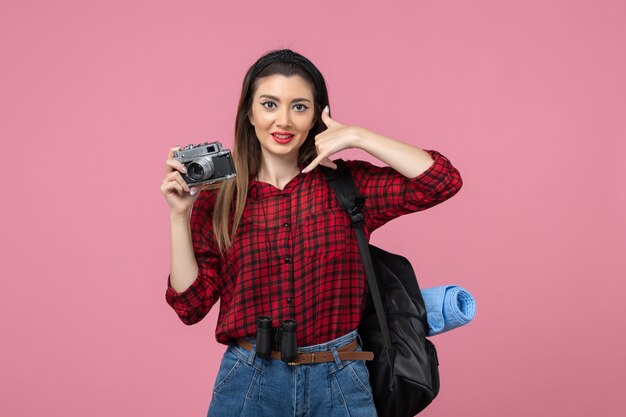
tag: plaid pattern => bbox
[166,150,463,346]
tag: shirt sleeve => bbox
[165,191,221,325]
[345,149,463,233]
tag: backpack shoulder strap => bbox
[321,160,365,224]
[321,160,392,348]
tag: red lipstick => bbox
[271,131,295,144]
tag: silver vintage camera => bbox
[174,141,237,186]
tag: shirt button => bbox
[282,192,289,197]
[283,256,291,264]
[287,298,293,305]
[283,222,290,228]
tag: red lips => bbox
[271,132,295,144]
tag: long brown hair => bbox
[213,49,331,252]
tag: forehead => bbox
[253,74,314,100]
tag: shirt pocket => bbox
[302,209,349,260]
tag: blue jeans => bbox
[207,330,378,417]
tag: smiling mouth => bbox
[272,133,295,144]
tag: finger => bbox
[175,176,190,193]
[320,106,333,128]
[318,158,337,170]
[161,180,185,197]
[166,171,190,192]
[190,186,207,197]
[167,146,181,159]
[302,155,326,173]
[166,146,184,174]
[166,158,187,174]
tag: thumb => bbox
[320,105,333,127]
[189,186,204,197]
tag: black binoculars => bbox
[255,316,297,363]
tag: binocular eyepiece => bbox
[281,320,298,363]
[255,316,273,360]
[255,316,297,363]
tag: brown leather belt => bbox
[235,338,374,365]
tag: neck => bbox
[257,154,301,190]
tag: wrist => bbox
[170,211,191,224]
[351,126,381,152]
[350,126,368,148]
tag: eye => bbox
[261,101,276,109]
[293,104,309,112]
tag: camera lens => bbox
[187,157,215,181]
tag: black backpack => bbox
[322,160,440,417]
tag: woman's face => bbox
[249,74,316,163]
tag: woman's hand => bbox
[302,107,363,173]
[160,147,204,217]
[302,107,435,178]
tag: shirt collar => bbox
[249,173,304,201]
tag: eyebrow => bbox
[258,95,312,103]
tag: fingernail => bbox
[324,105,330,114]
[301,168,308,173]
[182,166,187,174]
[190,188,197,196]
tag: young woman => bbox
[161,49,462,417]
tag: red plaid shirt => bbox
[166,150,462,346]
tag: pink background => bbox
[1,0,625,416]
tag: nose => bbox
[276,107,292,128]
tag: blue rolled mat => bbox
[421,285,476,336]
